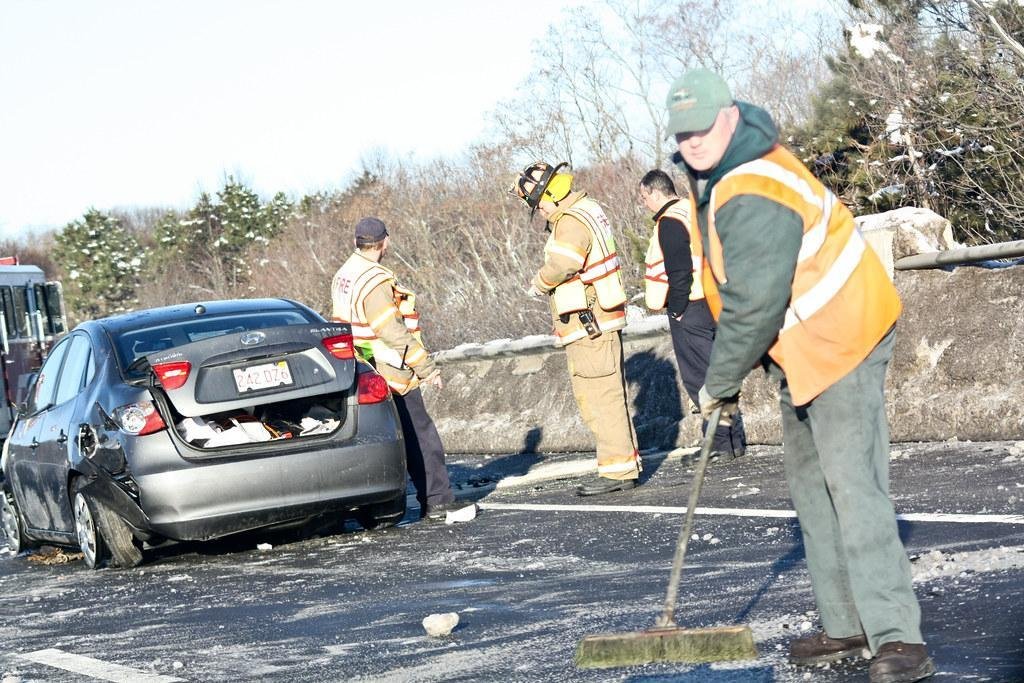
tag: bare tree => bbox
[492,0,839,168]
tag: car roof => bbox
[85,298,316,335]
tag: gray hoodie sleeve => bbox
[704,195,804,398]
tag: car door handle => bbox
[57,430,68,445]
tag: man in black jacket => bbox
[640,169,746,460]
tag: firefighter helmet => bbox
[512,161,571,214]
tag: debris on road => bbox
[257,543,273,551]
[422,612,459,637]
[26,547,83,565]
[445,503,478,524]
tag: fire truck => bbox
[0,257,67,439]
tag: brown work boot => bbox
[789,630,869,665]
[869,642,935,683]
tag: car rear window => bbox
[115,310,314,375]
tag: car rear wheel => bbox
[72,482,144,569]
[355,493,407,531]
[1,489,32,554]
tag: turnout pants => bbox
[772,328,923,652]
[392,388,455,508]
[669,300,746,455]
[565,331,640,480]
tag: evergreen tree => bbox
[789,0,1024,243]
[148,178,294,290]
[54,209,145,322]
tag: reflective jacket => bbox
[644,199,704,310]
[532,192,628,346]
[699,144,901,406]
[331,252,434,394]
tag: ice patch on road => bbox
[911,545,1024,581]
[463,554,587,573]
[494,459,593,489]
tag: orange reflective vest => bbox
[700,146,901,406]
[331,253,425,394]
[643,200,705,310]
[545,197,628,346]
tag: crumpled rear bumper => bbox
[125,400,407,541]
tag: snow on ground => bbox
[911,545,1024,580]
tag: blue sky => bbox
[0,0,579,238]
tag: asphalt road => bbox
[2,440,1023,682]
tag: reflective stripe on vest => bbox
[394,284,424,338]
[644,201,704,310]
[579,252,621,283]
[701,145,901,405]
[562,198,627,310]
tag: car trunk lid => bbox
[146,323,355,418]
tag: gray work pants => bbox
[773,328,923,651]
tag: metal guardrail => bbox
[895,239,1024,270]
[436,239,1024,363]
[433,314,669,364]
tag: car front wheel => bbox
[1,489,31,554]
[72,481,143,569]
[73,489,107,569]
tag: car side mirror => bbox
[15,372,38,409]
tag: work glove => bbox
[698,385,738,426]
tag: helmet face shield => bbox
[512,161,569,213]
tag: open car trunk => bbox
[145,323,356,450]
[167,393,350,449]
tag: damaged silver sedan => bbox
[0,299,407,568]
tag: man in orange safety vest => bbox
[666,68,933,682]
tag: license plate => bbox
[233,360,294,393]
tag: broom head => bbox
[575,624,758,669]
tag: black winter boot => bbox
[576,477,639,497]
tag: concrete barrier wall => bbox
[425,265,1024,453]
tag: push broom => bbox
[575,406,758,668]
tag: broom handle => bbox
[656,406,722,628]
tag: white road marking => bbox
[17,648,184,682]
[477,502,1024,525]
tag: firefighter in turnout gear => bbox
[666,69,933,682]
[640,168,746,462]
[512,162,641,496]
[331,217,474,521]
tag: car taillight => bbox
[152,361,191,390]
[113,401,167,435]
[357,372,390,404]
[323,334,355,360]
